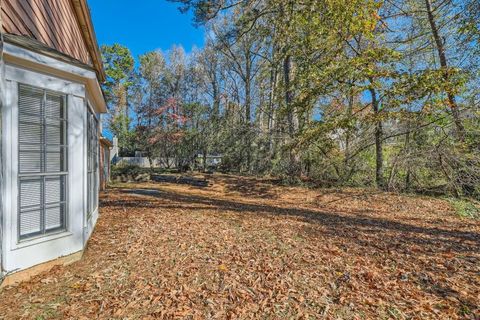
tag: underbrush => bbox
[111,165,179,178]
[448,198,480,219]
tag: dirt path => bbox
[1,175,479,319]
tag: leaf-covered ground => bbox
[1,174,479,319]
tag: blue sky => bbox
[88,0,205,59]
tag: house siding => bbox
[1,0,92,66]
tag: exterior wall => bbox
[0,43,103,275]
[0,44,5,275]
[1,0,92,66]
[197,156,223,167]
[110,136,118,162]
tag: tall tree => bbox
[102,0,480,199]
[101,44,135,155]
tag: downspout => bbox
[0,0,6,282]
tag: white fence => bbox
[113,155,223,169]
[114,157,177,168]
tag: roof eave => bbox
[100,137,113,147]
[70,0,106,83]
[3,34,108,113]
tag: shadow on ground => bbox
[117,188,480,254]
[211,175,282,199]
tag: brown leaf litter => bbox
[0,174,479,319]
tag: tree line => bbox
[102,0,480,198]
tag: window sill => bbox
[12,230,73,251]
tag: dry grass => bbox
[1,174,479,319]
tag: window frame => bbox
[87,105,99,220]
[17,83,69,241]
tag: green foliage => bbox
[460,0,480,45]
[448,198,480,219]
[111,164,144,178]
[104,0,480,201]
[101,44,135,103]
[110,113,135,155]
[101,44,136,155]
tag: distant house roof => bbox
[100,137,113,148]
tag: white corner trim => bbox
[2,42,107,113]
[87,78,107,114]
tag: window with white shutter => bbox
[18,84,68,240]
[87,108,99,220]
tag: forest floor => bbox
[1,174,479,319]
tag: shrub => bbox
[448,198,480,219]
[111,164,144,178]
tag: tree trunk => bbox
[244,86,252,172]
[203,150,208,172]
[424,0,477,196]
[147,156,154,171]
[284,55,297,137]
[404,131,412,192]
[212,73,220,120]
[424,0,465,142]
[268,61,278,159]
[283,54,300,177]
[244,53,252,172]
[344,85,354,182]
[369,86,385,189]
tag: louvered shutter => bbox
[18,84,68,240]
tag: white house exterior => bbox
[0,0,106,284]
